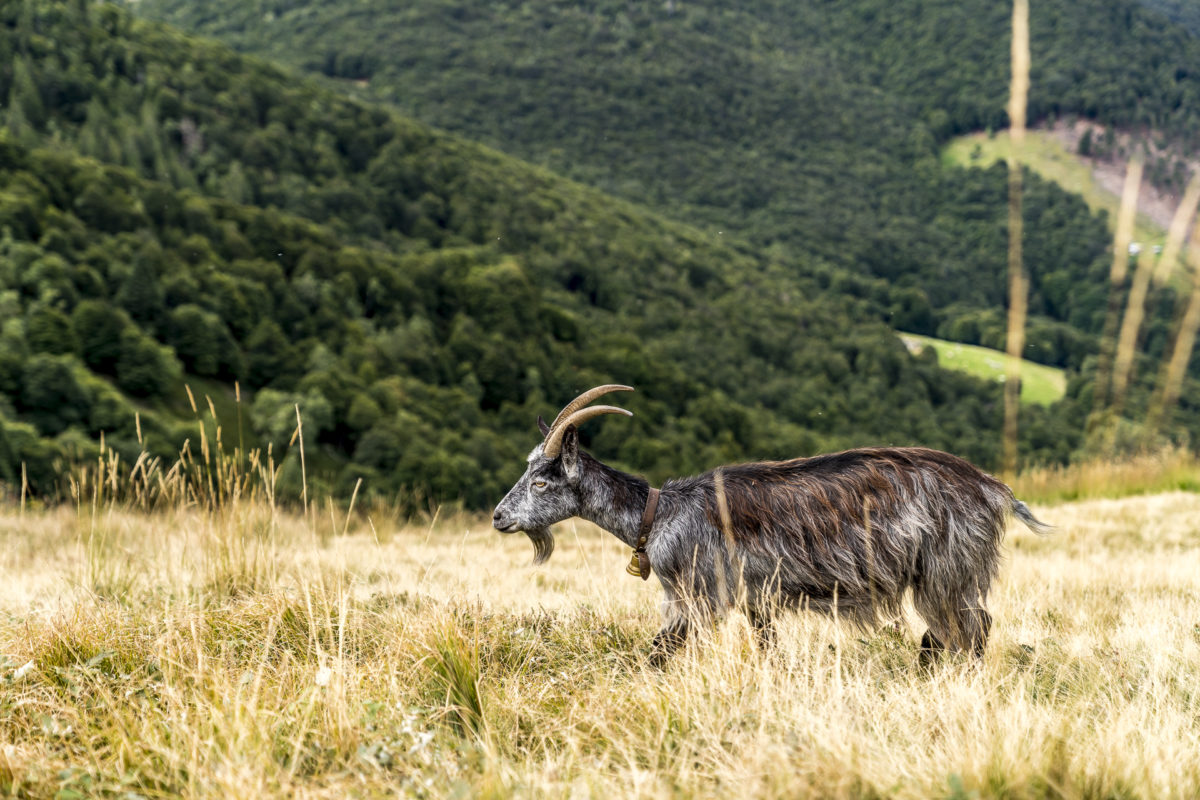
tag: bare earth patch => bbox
[1045,118,1197,232]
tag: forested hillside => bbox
[1138,0,1200,36]
[133,0,1200,371]
[1,1,1105,507]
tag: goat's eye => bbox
[532,479,547,489]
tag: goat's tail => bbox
[1012,499,1053,535]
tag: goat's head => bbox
[492,385,633,563]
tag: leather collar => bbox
[625,487,659,580]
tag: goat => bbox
[492,385,1051,663]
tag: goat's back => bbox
[664,447,1013,625]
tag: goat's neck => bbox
[576,454,651,548]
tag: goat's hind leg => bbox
[914,581,993,661]
[918,628,946,666]
[959,606,992,658]
[746,589,786,650]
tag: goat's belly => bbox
[746,566,907,608]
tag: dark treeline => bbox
[1127,0,1200,38]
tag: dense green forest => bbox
[133,0,1200,363]
[1,0,1198,508]
[1138,0,1200,36]
[0,0,1106,507]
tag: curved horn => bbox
[549,384,633,431]
[542,405,633,458]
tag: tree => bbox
[25,305,78,356]
[19,354,90,436]
[117,248,166,329]
[116,327,181,397]
[243,318,292,388]
[166,304,242,379]
[73,300,129,374]
[9,56,45,131]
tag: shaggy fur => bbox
[494,425,1050,662]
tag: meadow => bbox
[2,455,1200,799]
[898,334,1067,406]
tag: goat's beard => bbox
[524,526,555,564]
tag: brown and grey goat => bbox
[492,385,1051,662]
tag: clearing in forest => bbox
[899,332,1067,406]
[943,125,1170,249]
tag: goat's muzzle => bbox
[492,509,520,533]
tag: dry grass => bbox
[3,467,1200,798]
[1012,447,1200,504]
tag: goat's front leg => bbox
[649,614,689,667]
[747,609,776,650]
[648,587,692,666]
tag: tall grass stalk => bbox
[294,403,308,523]
[1003,0,1030,476]
[1149,217,1200,432]
[1092,154,1144,414]
[1110,244,1160,414]
[1110,175,1200,414]
[1152,173,1200,285]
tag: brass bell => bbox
[626,551,643,577]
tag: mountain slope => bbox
[132,0,1200,373]
[1136,0,1200,36]
[0,1,1095,505]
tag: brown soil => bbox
[1046,119,1197,231]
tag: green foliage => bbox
[116,327,180,398]
[133,0,1197,347]
[18,354,90,437]
[25,305,78,356]
[1134,0,1200,37]
[0,409,55,487]
[73,300,128,374]
[0,0,1194,507]
[165,304,242,380]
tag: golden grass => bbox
[3,472,1200,797]
[1010,447,1200,505]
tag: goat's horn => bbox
[549,384,633,431]
[542,405,633,458]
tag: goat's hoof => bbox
[646,647,675,669]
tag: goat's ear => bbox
[561,425,580,481]
[537,415,551,437]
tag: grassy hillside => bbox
[1,1,1107,505]
[900,333,1067,406]
[3,469,1200,796]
